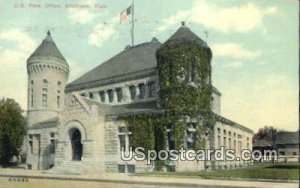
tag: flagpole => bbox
[131,0,134,46]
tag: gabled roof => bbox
[161,22,209,48]
[275,131,299,145]
[28,31,68,65]
[67,40,161,89]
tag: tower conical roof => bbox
[28,31,68,65]
[162,22,209,48]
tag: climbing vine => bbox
[121,42,215,171]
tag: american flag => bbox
[120,6,132,23]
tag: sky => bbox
[0,0,298,132]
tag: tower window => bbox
[42,94,47,107]
[30,81,34,107]
[43,79,48,84]
[57,96,60,108]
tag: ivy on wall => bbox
[121,42,215,170]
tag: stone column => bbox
[122,85,131,102]
[104,91,109,104]
[135,85,140,100]
[93,91,100,102]
[112,89,118,104]
[144,83,149,98]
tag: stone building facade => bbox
[26,23,253,174]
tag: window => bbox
[30,81,34,107]
[89,92,94,99]
[234,140,236,150]
[42,84,48,107]
[108,89,114,103]
[127,165,135,173]
[218,135,221,148]
[293,152,297,156]
[129,85,136,100]
[229,138,231,148]
[43,79,48,84]
[217,128,221,134]
[223,137,226,148]
[50,133,56,154]
[27,164,32,170]
[186,123,196,149]
[57,96,60,108]
[42,94,47,107]
[118,127,131,152]
[148,82,156,97]
[167,131,175,150]
[118,165,125,173]
[50,140,56,153]
[138,83,146,99]
[28,135,33,154]
[119,135,126,151]
[116,88,122,102]
[99,91,105,102]
[31,89,34,107]
[80,93,86,97]
[238,141,242,152]
[223,130,226,135]
[279,151,285,155]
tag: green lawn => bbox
[137,163,299,180]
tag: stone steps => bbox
[45,161,85,175]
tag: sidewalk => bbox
[0,168,298,188]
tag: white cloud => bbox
[211,43,261,59]
[155,0,277,34]
[68,9,95,24]
[88,17,119,47]
[223,61,243,68]
[0,29,37,111]
[219,75,298,132]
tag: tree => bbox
[0,98,26,166]
[253,126,278,143]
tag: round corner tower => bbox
[156,21,213,115]
[26,31,69,126]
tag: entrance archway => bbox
[70,129,82,161]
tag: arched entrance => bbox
[70,129,82,161]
